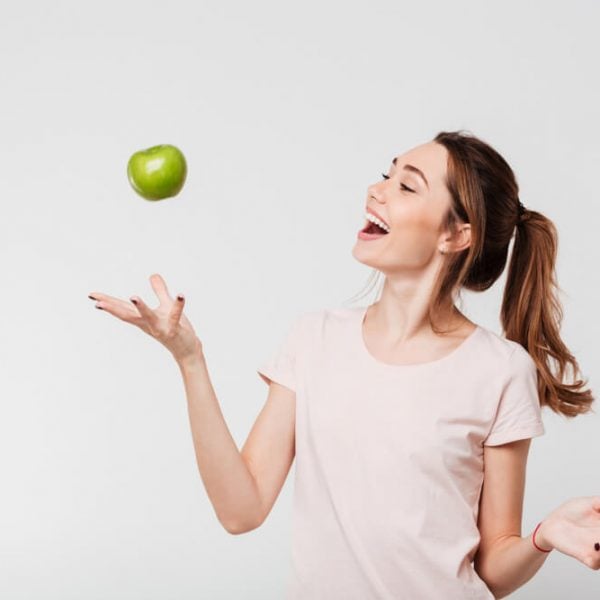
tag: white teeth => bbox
[364,212,390,233]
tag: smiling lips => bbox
[356,205,391,241]
[366,206,390,229]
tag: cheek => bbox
[391,204,438,230]
[391,229,436,253]
[391,210,439,242]
[387,216,440,259]
[384,204,441,241]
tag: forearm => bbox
[476,524,553,599]
[177,350,262,534]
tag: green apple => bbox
[127,144,187,200]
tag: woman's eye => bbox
[380,173,414,193]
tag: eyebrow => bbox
[392,157,429,190]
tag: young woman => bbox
[88,130,598,599]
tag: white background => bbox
[1,0,598,597]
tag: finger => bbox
[89,292,139,314]
[167,294,186,329]
[130,295,159,328]
[88,291,132,308]
[149,273,174,306]
[94,298,143,324]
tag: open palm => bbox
[545,496,600,570]
[88,273,202,363]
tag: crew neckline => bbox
[356,305,482,369]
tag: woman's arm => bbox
[89,273,290,534]
[475,525,553,599]
[178,350,263,534]
[478,499,600,598]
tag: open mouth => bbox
[361,221,390,235]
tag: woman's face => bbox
[352,141,464,274]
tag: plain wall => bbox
[1,0,598,597]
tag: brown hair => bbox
[347,129,594,418]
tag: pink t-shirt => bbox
[257,305,545,600]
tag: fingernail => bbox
[96,305,103,310]
[177,295,184,301]
[130,298,138,304]
[88,295,97,300]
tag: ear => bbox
[442,223,471,254]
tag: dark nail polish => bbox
[177,295,184,301]
[595,542,599,551]
[96,306,103,310]
[131,298,138,304]
[88,295,97,300]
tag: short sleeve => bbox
[483,345,545,446]
[256,313,305,393]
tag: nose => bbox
[367,184,384,203]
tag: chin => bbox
[351,245,380,269]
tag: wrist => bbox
[175,346,206,370]
[532,520,554,552]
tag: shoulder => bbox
[475,325,536,374]
[291,305,360,343]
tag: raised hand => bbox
[88,273,203,363]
